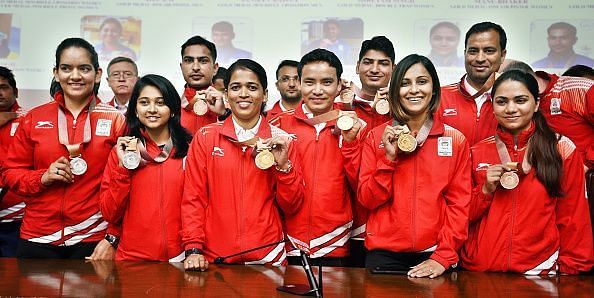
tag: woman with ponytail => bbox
[461,69,594,274]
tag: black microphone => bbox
[213,239,286,264]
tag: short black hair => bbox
[562,64,594,78]
[0,66,17,90]
[358,36,395,63]
[464,22,507,50]
[275,60,299,79]
[213,66,228,82]
[180,35,217,61]
[298,48,343,79]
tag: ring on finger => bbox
[429,268,434,273]
[56,169,60,175]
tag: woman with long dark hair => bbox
[358,54,471,278]
[461,69,594,274]
[100,74,192,261]
[2,38,125,259]
[181,59,303,271]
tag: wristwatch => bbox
[104,234,120,248]
[185,248,203,257]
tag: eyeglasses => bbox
[109,71,136,80]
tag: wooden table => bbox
[0,258,592,297]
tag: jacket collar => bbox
[220,115,272,141]
[496,121,535,149]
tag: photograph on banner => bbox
[0,13,21,60]
[414,19,467,85]
[80,15,141,64]
[301,17,364,66]
[192,18,254,68]
[530,19,594,71]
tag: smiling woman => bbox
[99,74,193,262]
[181,59,304,270]
[1,38,125,259]
[461,70,594,274]
[358,54,471,279]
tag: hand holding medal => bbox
[116,136,141,169]
[373,87,390,115]
[337,111,362,142]
[203,86,227,116]
[339,80,355,105]
[254,139,275,170]
[41,156,74,186]
[263,137,291,171]
[192,92,208,115]
[500,162,520,190]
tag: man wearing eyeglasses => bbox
[106,56,139,115]
[267,60,301,119]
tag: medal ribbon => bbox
[303,109,342,126]
[494,135,532,174]
[0,112,18,127]
[57,95,96,158]
[137,138,173,163]
[392,117,434,147]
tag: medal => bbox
[337,115,354,131]
[397,133,417,153]
[375,99,390,115]
[193,99,208,116]
[500,171,520,190]
[254,139,275,170]
[122,138,141,170]
[70,156,88,175]
[255,149,275,170]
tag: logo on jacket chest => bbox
[550,98,562,115]
[442,108,457,116]
[212,146,224,157]
[475,162,491,171]
[35,121,54,129]
[437,137,452,156]
[95,119,112,136]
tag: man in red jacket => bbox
[267,60,301,119]
[437,22,507,145]
[178,36,227,134]
[0,66,25,257]
[270,49,365,266]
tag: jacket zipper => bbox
[239,146,246,262]
[309,129,320,250]
[507,137,519,270]
[159,164,167,260]
[412,153,417,250]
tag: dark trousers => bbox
[287,255,348,267]
[0,221,21,257]
[344,239,366,268]
[17,239,98,259]
[365,249,432,271]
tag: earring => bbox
[171,114,174,118]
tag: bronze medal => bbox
[70,157,88,175]
[397,133,417,153]
[193,100,208,116]
[336,115,354,131]
[500,171,520,190]
[255,149,275,170]
[375,99,390,115]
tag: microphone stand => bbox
[213,239,286,264]
[277,250,322,297]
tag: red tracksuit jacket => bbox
[536,71,594,169]
[100,136,185,261]
[1,94,124,245]
[358,118,471,269]
[269,105,363,258]
[181,117,304,265]
[0,102,26,223]
[438,75,497,146]
[461,124,594,274]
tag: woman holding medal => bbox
[1,38,125,258]
[100,74,192,261]
[358,54,471,278]
[181,59,303,270]
[460,70,594,274]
